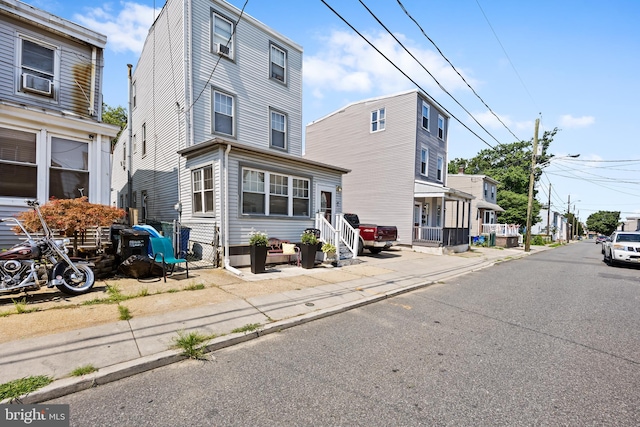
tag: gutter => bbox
[223,144,242,276]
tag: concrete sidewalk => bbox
[0,245,548,403]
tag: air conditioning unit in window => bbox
[216,43,230,57]
[22,73,53,96]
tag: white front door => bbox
[316,184,336,226]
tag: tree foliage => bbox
[586,211,620,235]
[102,103,127,151]
[15,198,126,255]
[448,128,558,227]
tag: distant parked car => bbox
[602,231,640,266]
[595,235,608,244]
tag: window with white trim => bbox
[0,127,37,197]
[491,184,496,200]
[213,90,234,136]
[420,146,429,176]
[212,12,233,58]
[270,110,287,149]
[270,43,287,83]
[192,166,214,214]
[141,123,147,157]
[20,38,56,97]
[438,115,445,139]
[421,101,430,130]
[49,137,89,199]
[484,182,488,198]
[242,167,310,217]
[437,155,444,181]
[132,81,136,108]
[371,108,385,132]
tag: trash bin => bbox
[119,228,151,259]
[109,224,129,255]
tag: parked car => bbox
[595,235,608,244]
[602,231,640,266]
[343,213,398,255]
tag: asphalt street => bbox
[48,241,640,426]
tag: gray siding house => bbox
[305,90,472,254]
[111,0,347,268]
[446,174,503,238]
[0,0,118,248]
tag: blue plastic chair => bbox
[150,237,189,282]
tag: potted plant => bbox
[248,230,268,274]
[321,242,337,264]
[300,230,318,269]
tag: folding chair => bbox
[150,237,189,282]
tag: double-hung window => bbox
[421,101,430,130]
[212,12,233,58]
[270,44,287,83]
[242,167,309,217]
[213,90,234,136]
[438,115,445,139]
[141,123,147,157]
[20,38,55,97]
[420,146,429,176]
[0,127,37,197]
[192,166,214,214]
[270,110,287,150]
[49,137,89,199]
[371,108,385,132]
[437,155,444,181]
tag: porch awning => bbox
[414,180,473,201]
[476,200,505,212]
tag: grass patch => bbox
[184,283,205,291]
[137,288,150,297]
[118,305,132,320]
[0,375,53,401]
[0,310,12,317]
[549,242,562,248]
[172,330,216,360]
[231,323,261,334]
[70,365,98,377]
[12,298,38,314]
[167,289,179,293]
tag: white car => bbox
[603,231,640,266]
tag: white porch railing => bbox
[482,223,520,236]
[315,213,359,259]
[413,226,442,245]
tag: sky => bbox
[26,0,640,223]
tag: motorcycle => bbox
[0,200,95,295]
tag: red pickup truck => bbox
[343,213,398,255]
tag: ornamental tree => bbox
[586,211,620,236]
[15,197,125,256]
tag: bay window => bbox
[242,167,309,217]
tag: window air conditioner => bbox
[22,73,53,96]
[216,43,230,57]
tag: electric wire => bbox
[321,0,497,150]
[395,0,521,143]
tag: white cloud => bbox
[73,2,161,54]
[303,29,477,99]
[559,114,595,129]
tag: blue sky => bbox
[28,0,640,222]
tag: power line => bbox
[395,0,521,142]
[320,0,497,150]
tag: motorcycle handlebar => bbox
[26,200,39,207]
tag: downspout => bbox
[223,144,242,275]
[89,47,96,116]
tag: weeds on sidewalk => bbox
[0,375,52,402]
[70,365,98,377]
[231,323,261,334]
[172,330,216,360]
[13,298,38,314]
[184,283,206,291]
[118,305,132,320]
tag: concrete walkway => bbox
[0,245,550,403]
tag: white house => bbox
[0,0,118,248]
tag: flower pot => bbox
[250,245,267,274]
[300,243,317,269]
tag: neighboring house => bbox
[532,208,566,242]
[111,0,347,268]
[618,216,640,232]
[305,89,472,254]
[0,0,119,248]
[446,174,503,238]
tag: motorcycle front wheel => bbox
[55,263,95,295]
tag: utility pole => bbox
[524,118,539,252]
[546,183,552,239]
[566,194,571,242]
